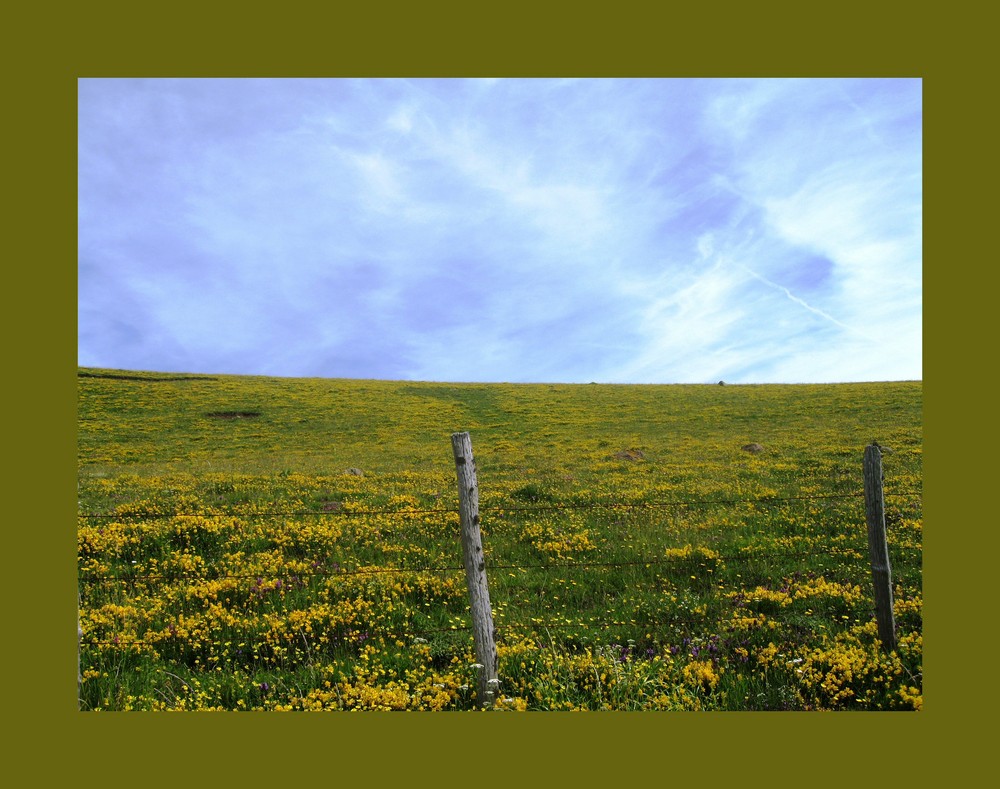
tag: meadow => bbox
[77,368,922,711]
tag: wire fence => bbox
[77,489,918,521]
[77,539,919,586]
[77,490,920,574]
[78,486,923,656]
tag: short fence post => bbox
[863,442,896,652]
[451,431,498,709]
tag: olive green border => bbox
[11,0,984,783]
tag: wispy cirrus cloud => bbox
[78,77,921,383]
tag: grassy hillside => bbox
[77,368,922,711]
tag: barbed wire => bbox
[77,505,460,520]
[77,529,925,586]
[81,623,474,649]
[78,482,922,663]
[490,492,867,514]
[80,610,814,651]
[76,488,921,521]
[78,546,925,592]
[76,542,922,586]
[78,563,467,584]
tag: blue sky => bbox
[78,78,921,384]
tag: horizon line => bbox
[76,365,922,388]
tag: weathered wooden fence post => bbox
[78,588,82,709]
[451,431,498,708]
[863,442,896,652]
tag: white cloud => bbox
[348,151,406,209]
[609,260,752,382]
[697,233,715,260]
[386,105,414,134]
[78,78,921,383]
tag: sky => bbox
[78,78,921,384]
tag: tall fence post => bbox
[451,431,498,709]
[78,588,82,710]
[863,442,896,652]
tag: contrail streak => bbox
[740,265,863,336]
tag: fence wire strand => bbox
[81,611,804,651]
[77,485,922,586]
[78,482,922,657]
[76,488,920,521]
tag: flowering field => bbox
[77,368,922,711]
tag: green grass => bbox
[77,367,922,711]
